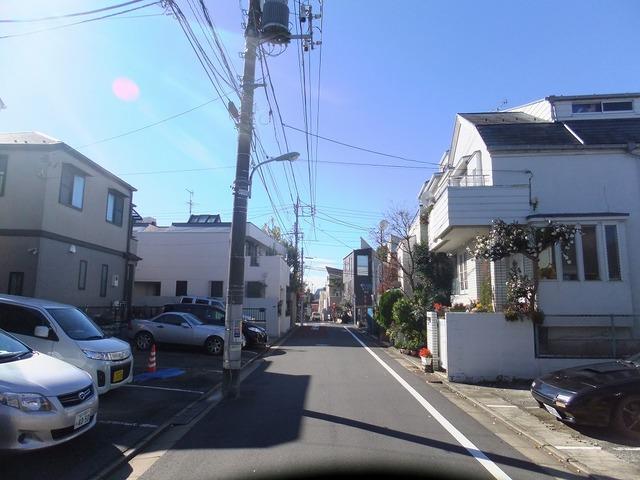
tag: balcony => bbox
[428,176,531,252]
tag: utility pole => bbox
[293,197,300,323]
[223,0,261,399]
[186,189,195,215]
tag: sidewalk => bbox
[366,332,640,480]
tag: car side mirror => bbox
[34,326,50,338]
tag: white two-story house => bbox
[422,93,640,358]
[132,214,291,338]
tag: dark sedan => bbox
[531,352,640,438]
[163,304,268,347]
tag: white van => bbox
[0,295,133,395]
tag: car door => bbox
[151,313,193,345]
[0,303,58,354]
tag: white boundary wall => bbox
[443,312,605,382]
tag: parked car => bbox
[310,312,322,322]
[0,328,98,451]
[177,296,225,308]
[130,311,245,355]
[0,295,133,395]
[163,303,269,347]
[531,352,640,438]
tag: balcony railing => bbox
[447,174,490,187]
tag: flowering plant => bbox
[419,347,432,358]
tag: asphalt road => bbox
[126,324,584,480]
[1,343,260,480]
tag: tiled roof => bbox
[326,266,343,276]
[474,118,640,149]
[566,118,640,145]
[475,122,579,148]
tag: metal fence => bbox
[535,314,640,358]
[81,305,127,337]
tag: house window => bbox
[8,272,24,295]
[246,281,265,298]
[572,102,601,113]
[605,225,621,280]
[59,164,86,209]
[602,101,633,112]
[539,246,556,280]
[581,225,600,280]
[0,154,7,196]
[78,260,87,290]
[210,281,223,298]
[457,253,468,291]
[106,190,125,226]
[100,265,108,297]
[356,255,369,276]
[175,281,188,296]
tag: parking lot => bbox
[1,341,264,480]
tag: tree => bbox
[372,206,420,294]
[262,218,282,242]
[375,288,404,330]
[413,243,454,308]
[468,220,576,320]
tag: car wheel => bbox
[135,331,154,351]
[205,336,224,356]
[613,395,640,439]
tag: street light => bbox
[223,150,299,399]
[247,152,300,198]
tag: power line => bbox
[77,92,232,149]
[0,0,148,23]
[283,124,440,165]
[0,1,161,39]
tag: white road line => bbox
[344,327,512,480]
[485,405,518,408]
[554,446,601,451]
[315,344,330,347]
[99,420,158,429]
[124,384,204,395]
[613,447,640,451]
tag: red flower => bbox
[419,347,432,358]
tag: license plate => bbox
[544,404,562,419]
[74,409,92,430]
[112,369,124,383]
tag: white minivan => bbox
[0,295,133,395]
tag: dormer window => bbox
[572,100,633,114]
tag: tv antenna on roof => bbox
[186,189,196,215]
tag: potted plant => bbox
[419,346,433,372]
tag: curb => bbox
[93,326,299,480]
[361,331,601,480]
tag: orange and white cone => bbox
[147,344,157,373]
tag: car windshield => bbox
[0,330,30,361]
[46,308,105,341]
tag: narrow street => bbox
[116,324,588,480]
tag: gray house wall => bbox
[0,139,136,308]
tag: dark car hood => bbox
[541,361,640,392]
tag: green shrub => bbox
[376,289,404,330]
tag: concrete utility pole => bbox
[223,0,262,398]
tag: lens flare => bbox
[112,77,140,101]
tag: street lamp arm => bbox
[248,152,300,197]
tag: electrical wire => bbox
[0,0,149,23]
[283,124,440,166]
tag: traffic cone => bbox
[147,344,157,373]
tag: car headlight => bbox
[531,380,537,389]
[248,326,263,333]
[82,349,130,361]
[0,392,53,412]
[555,393,573,406]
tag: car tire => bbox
[134,331,154,351]
[204,336,224,356]
[613,395,640,439]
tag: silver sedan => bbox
[129,312,245,355]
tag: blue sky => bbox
[1,0,639,291]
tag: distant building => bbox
[132,214,291,338]
[324,266,343,320]
[0,132,138,318]
[343,239,380,330]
